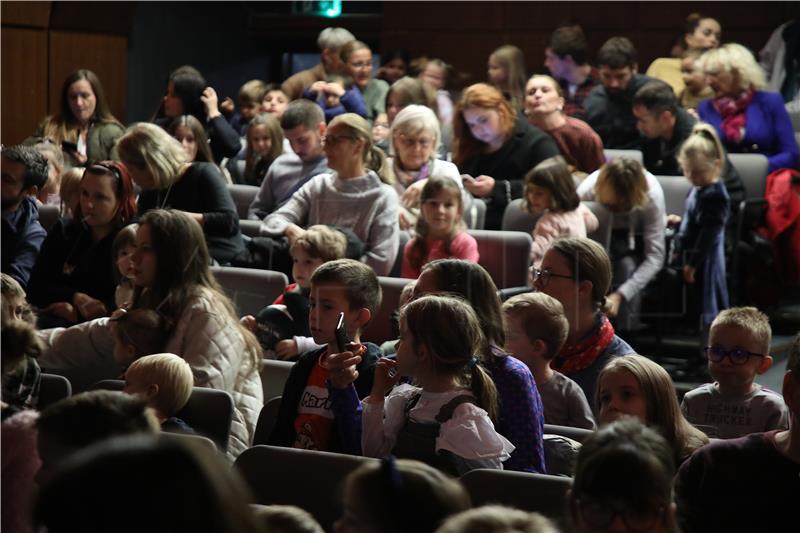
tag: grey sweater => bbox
[262,171,400,275]
[247,152,329,220]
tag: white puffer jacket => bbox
[38,288,263,459]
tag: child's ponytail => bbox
[678,122,724,176]
[469,362,499,423]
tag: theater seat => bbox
[501,198,540,233]
[38,373,72,409]
[603,149,644,165]
[584,200,613,248]
[656,175,692,217]
[227,184,260,219]
[362,277,414,345]
[728,153,769,201]
[468,229,532,289]
[459,468,572,519]
[543,423,594,443]
[37,204,61,233]
[253,396,282,445]
[210,266,288,317]
[260,359,295,402]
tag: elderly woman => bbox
[340,41,390,123]
[387,105,466,230]
[29,69,124,166]
[577,158,666,330]
[117,123,244,265]
[698,43,799,172]
[454,83,560,230]
[524,74,605,174]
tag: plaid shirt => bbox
[1,357,41,412]
[560,68,600,121]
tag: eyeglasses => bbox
[577,499,665,532]
[398,135,434,149]
[530,267,575,287]
[704,346,766,365]
[322,134,357,146]
[348,61,372,70]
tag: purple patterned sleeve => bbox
[485,347,547,473]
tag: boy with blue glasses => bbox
[681,307,788,439]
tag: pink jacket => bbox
[530,204,598,267]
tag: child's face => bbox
[248,125,273,158]
[504,314,539,367]
[132,224,157,289]
[122,369,158,409]
[420,64,445,90]
[240,101,259,121]
[421,189,460,237]
[117,243,137,280]
[487,59,508,86]
[291,247,324,289]
[262,90,289,118]
[598,369,648,425]
[308,282,357,346]
[395,317,422,378]
[325,83,344,108]
[173,125,198,162]
[680,57,707,93]
[371,113,390,143]
[3,293,26,321]
[683,164,718,187]
[527,184,552,214]
[707,324,771,392]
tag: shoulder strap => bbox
[404,391,423,416]
[435,394,476,424]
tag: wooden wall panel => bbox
[0,1,51,28]
[1,28,48,145]
[48,31,128,124]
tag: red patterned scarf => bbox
[712,87,754,144]
[552,313,615,375]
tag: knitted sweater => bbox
[262,171,399,275]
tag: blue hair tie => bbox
[381,455,402,492]
[467,356,480,369]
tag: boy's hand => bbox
[202,86,221,119]
[326,348,363,389]
[606,292,623,317]
[683,265,696,284]
[369,357,400,401]
[240,315,257,332]
[275,339,299,360]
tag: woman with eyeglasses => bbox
[570,419,681,533]
[117,122,244,265]
[261,113,399,276]
[340,41,390,123]
[27,162,137,327]
[532,237,635,406]
[28,69,125,167]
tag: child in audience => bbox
[371,112,390,144]
[112,224,137,309]
[678,49,714,111]
[401,177,479,279]
[110,308,170,370]
[524,156,598,269]
[362,294,515,474]
[58,167,83,219]
[597,354,709,464]
[487,45,527,113]
[262,83,290,119]
[268,259,381,454]
[435,506,560,533]
[123,353,194,433]
[336,458,471,533]
[304,75,368,123]
[230,79,267,136]
[1,272,35,324]
[251,504,324,533]
[2,275,41,417]
[681,307,788,439]
[228,112,285,187]
[673,123,730,329]
[502,292,595,429]
[242,225,351,360]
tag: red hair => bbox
[75,161,138,227]
[452,83,516,166]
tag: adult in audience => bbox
[118,123,245,265]
[248,100,329,220]
[385,76,439,125]
[281,27,356,100]
[151,65,241,164]
[167,115,217,166]
[340,40,389,123]
[35,434,263,533]
[453,83,560,230]
[1,145,49,289]
[570,419,679,533]
[698,43,799,172]
[544,24,599,120]
[38,209,264,457]
[387,105,465,230]
[29,69,125,167]
[585,37,655,149]
[376,48,410,85]
[533,237,635,405]
[261,113,399,276]
[28,162,136,328]
[675,332,800,532]
[417,58,455,132]
[524,74,605,174]
[577,159,665,330]
[632,81,745,213]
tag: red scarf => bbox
[552,313,615,375]
[712,87,755,144]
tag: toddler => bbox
[678,50,714,111]
[503,292,595,429]
[1,274,41,415]
[228,79,267,136]
[112,224,137,309]
[525,156,598,269]
[58,167,83,219]
[681,307,788,439]
[401,176,479,279]
[304,75,367,122]
[123,353,194,433]
[228,112,285,187]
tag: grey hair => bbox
[390,104,442,159]
[317,27,355,50]
[698,43,767,91]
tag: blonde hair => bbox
[238,79,267,107]
[390,104,442,162]
[245,113,284,184]
[523,155,579,213]
[489,45,527,113]
[597,355,709,463]
[125,353,194,418]
[328,113,391,184]
[291,225,348,263]
[502,292,568,360]
[678,122,725,177]
[117,123,188,190]
[698,43,767,91]
[59,167,84,217]
[436,505,559,533]
[710,306,772,355]
[595,158,650,212]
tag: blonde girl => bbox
[487,45,527,113]
[524,156,598,268]
[401,177,479,279]
[362,295,514,475]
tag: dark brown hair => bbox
[523,156,579,213]
[407,177,465,272]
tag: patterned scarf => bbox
[712,87,755,144]
[551,313,615,375]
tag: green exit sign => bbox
[294,1,342,18]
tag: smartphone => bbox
[334,311,350,353]
[62,140,78,153]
